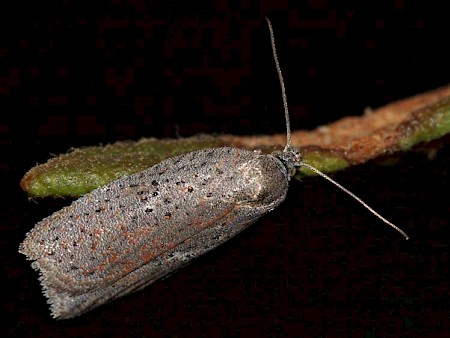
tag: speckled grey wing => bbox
[19,147,289,319]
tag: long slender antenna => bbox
[265,17,291,150]
[301,163,409,240]
[265,16,409,240]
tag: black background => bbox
[1,1,449,336]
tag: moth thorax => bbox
[233,156,289,208]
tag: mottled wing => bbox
[20,147,289,319]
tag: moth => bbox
[19,17,408,320]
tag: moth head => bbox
[272,145,303,179]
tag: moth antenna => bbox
[265,17,409,240]
[301,163,409,240]
[265,17,291,151]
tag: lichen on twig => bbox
[21,84,450,198]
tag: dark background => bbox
[1,1,449,336]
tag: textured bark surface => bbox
[21,84,450,198]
